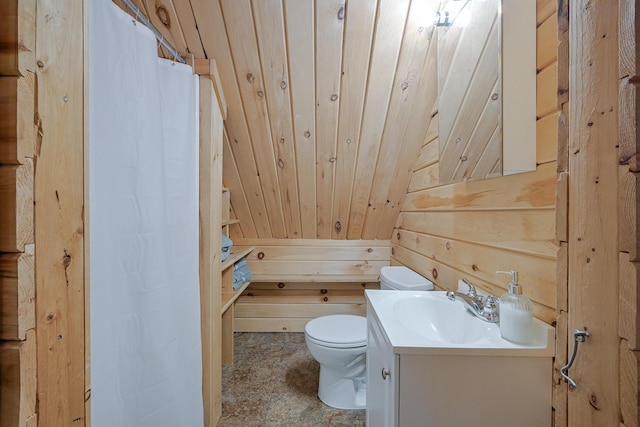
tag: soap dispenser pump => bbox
[496,270,533,344]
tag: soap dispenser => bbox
[496,270,533,344]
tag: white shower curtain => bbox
[89,1,203,426]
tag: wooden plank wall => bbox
[568,2,620,425]
[34,0,87,425]
[234,239,389,332]
[2,1,87,425]
[619,1,640,425]
[0,2,37,426]
[394,0,560,325]
[119,0,440,242]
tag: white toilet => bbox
[304,266,433,409]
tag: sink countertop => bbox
[365,290,556,357]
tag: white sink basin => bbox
[367,290,554,356]
[392,293,493,344]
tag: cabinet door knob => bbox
[381,368,390,380]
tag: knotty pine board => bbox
[0,75,35,165]
[253,0,303,239]
[314,0,344,239]
[0,330,36,427]
[402,161,557,212]
[34,0,85,423]
[0,0,35,76]
[284,0,317,239]
[0,161,33,253]
[397,210,556,258]
[0,248,34,341]
[331,0,377,240]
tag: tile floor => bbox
[219,332,366,427]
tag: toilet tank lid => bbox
[305,315,367,345]
[380,266,434,290]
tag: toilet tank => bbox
[379,266,434,291]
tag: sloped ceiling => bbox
[115,0,438,239]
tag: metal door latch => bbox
[560,329,590,389]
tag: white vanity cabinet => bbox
[365,290,554,427]
[366,312,397,427]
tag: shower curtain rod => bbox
[121,0,187,64]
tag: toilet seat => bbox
[305,315,367,348]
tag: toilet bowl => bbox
[304,267,433,410]
[305,315,367,409]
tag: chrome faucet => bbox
[446,279,499,323]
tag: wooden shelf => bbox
[221,281,251,314]
[221,246,254,271]
[219,188,253,366]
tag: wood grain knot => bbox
[257,252,265,260]
[330,94,338,101]
[335,221,342,232]
[304,130,311,138]
[401,82,409,91]
[589,394,600,410]
[280,80,287,90]
[367,248,373,253]
[156,5,170,26]
[323,297,329,302]
[257,90,264,97]
[337,5,345,20]
[432,268,438,279]
[491,93,499,101]
[277,282,285,288]
[63,252,72,268]
[321,289,328,294]
[246,73,255,83]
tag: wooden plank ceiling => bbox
[115,0,438,240]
